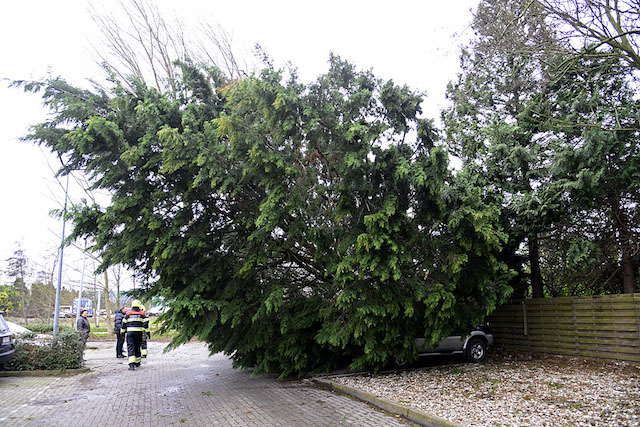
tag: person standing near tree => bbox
[139,304,149,358]
[114,306,127,358]
[77,309,91,343]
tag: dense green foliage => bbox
[8,331,84,371]
[17,0,639,376]
[443,0,639,297]
[523,54,640,294]
[443,0,562,298]
[21,57,513,375]
[0,284,20,313]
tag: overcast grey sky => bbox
[0,0,478,289]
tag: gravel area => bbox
[331,349,640,426]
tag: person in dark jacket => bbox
[114,306,127,358]
[77,309,91,342]
[139,304,149,358]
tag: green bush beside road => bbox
[7,331,84,371]
[26,323,73,334]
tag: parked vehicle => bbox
[394,325,493,367]
[52,311,73,318]
[0,311,16,368]
[73,298,94,316]
[5,320,31,336]
[148,306,168,317]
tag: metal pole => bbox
[53,173,70,337]
[96,288,101,327]
[74,239,87,331]
[93,272,98,326]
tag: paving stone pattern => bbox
[0,341,410,426]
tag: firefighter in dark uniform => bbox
[122,300,149,370]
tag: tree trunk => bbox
[621,252,636,294]
[610,193,637,294]
[114,265,121,308]
[20,284,28,325]
[529,235,544,298]
[104,271,113,334]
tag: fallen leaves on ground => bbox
[332,349,640,426]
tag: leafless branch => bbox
[88,0,254,96]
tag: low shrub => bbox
[27,323,73,334]
[19,331,36,339]
[7,331,85,371]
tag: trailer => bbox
[73,298,94,316]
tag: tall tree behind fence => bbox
[488,294,640,363]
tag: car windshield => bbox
[0,315,9,332]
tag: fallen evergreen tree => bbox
[19,57,513,376]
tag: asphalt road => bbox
[0,340,411,426]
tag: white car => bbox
[6,320,31,336]
[0,312,16,368]
[52,311,73,318]
[148,306,168,316]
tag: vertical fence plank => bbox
[635,293,640,349]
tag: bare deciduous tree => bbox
[89,0,253,97]
[103,271,113,334]
[473,0,640,80]
[538,0,640,71]
[112,264,123,308]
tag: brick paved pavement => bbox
[0,341,411,426]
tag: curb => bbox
[314,378,462,427]
[0,367,91,377]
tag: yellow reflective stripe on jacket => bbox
[122,310,149,333]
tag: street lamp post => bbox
[53,173,70,337]
[74,243,87,329]
[74,198,88,331]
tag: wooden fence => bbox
[487,293,640,363]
